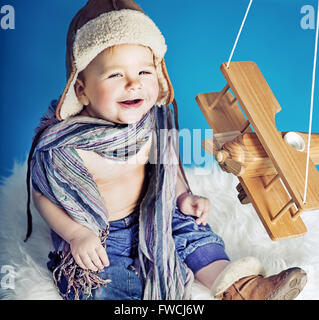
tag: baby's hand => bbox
[177,192,210,225]
[69,228,110,272]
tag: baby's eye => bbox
[139,70,152,75]
[108,73,122,78]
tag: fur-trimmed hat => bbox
[55,0,174,120]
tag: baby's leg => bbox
[194,260,230,289]
[172,208,230,289]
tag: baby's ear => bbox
[74,77,89,106]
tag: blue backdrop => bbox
[1,0,318,178]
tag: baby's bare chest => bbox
[75,136,152,184]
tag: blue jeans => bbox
[52,208,229,300]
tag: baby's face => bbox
[75,44,159,124]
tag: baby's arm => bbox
[32,190,109,272]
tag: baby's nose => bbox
[126,78,142,91]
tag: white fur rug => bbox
[0,161,318,300]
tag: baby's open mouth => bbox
[119,99,144,107]
[121,99,142,104]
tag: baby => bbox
[26,0,307,300]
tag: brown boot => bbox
[211,257,307,300]
[216,267,307,300]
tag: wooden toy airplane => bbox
[196,61,319,241]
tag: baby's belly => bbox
[97,165,147,221]
[75,146,150,221]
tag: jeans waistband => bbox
[109,208,140,229]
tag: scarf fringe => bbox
[52,229,111,300]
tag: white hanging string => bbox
[303,0,319,204]
[227,0,253,68]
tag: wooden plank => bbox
[295,133,319,164]
[221,62,319,210]
[240,175,307,240]
[196,91,249,133]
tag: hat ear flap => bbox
[156,59,174,106]
[56,58,82,121]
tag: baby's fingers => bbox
[194,198,205,217]
[195,200,210,225]
[80,254,99,272]
[73,254,87,270]
[96,245,110,268]
[88,250,105,271]
[195,209,209,225]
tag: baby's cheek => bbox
[97,88,113,104]
[148,79,160,101]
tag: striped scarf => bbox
[30,101,194,300]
